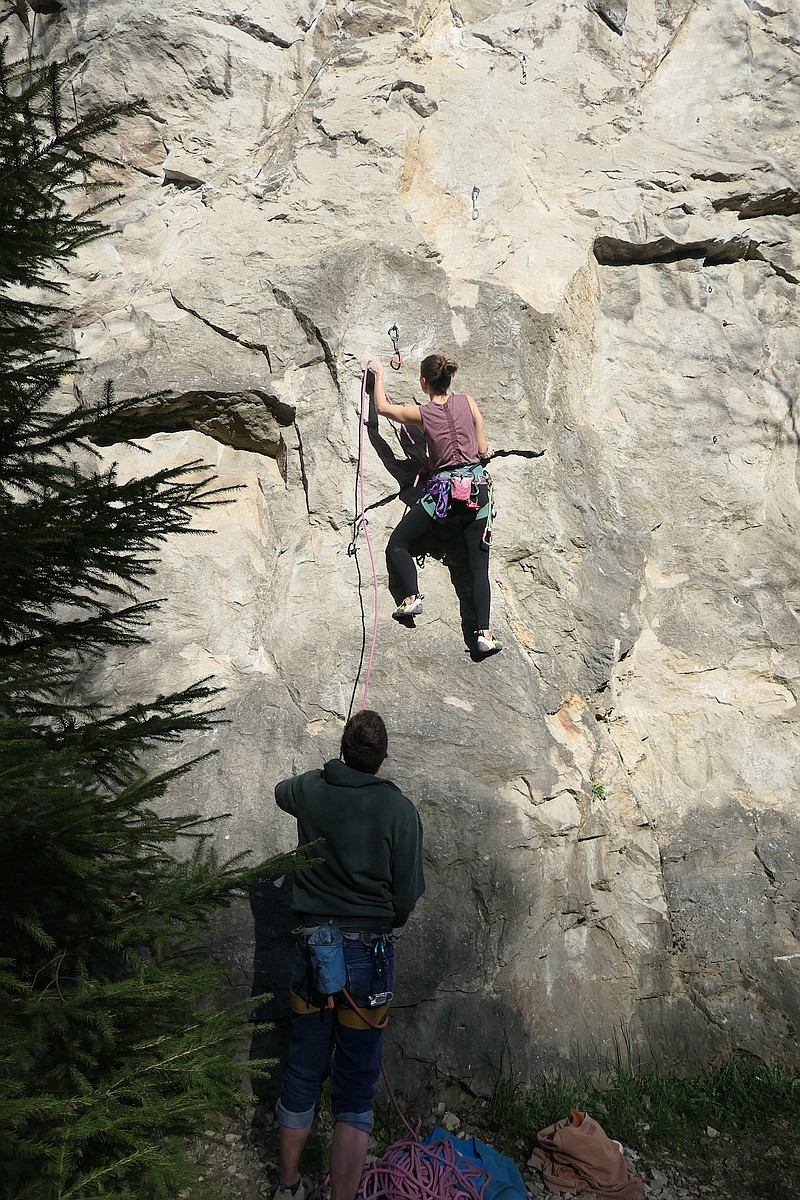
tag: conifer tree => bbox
[0,46,294,1198]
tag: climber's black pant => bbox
[386,496,491,630]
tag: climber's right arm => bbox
[368,360,423,427]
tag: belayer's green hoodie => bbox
[275,758,425,929]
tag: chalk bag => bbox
[450,476,473,503]
[307,924,346,994]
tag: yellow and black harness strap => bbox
[289,990,390,1030]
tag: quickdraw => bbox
[347,514,368,556]
[471,186,480,221]
[482,471,495,548]
[388,323,402,370]
[520,53,528,85]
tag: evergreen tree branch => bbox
[0,46,295,1196]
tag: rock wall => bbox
[9,0,799,1089]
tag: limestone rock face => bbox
[10,0,800,1088]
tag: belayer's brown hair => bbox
[340,709,388,774]
[420,353,458,395]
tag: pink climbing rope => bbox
[349,363,425,711]
[358,1130,491,1200]
[304,994,492,1200]
[370,1058,491,1200]
[355,366,380,710]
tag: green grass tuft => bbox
[485,1045,799,1159]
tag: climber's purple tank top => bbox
[419,394,479,472]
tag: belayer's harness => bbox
[291,923,393,1030]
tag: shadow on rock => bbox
[248,873,296,1105]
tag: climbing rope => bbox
[346,366,381,720]
[339,1006,494,1200]
[306,1059,492,1200]
[358,1127,491,1200]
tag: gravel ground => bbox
[190,1102,798,1200]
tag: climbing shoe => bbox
[393,595,424,618]
[476,634,503,655]
[273,1178,311,1200]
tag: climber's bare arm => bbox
[368,360,424,427]
[468,395,491,458]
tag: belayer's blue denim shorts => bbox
[277,933,395,1134]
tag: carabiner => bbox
[388,324,402,371]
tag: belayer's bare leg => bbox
[330,1122,370,1200]
[278,1122,312,1188]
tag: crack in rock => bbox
[491,447,546,459]
[294,420,311,514]
[170,289,273,371]
[594,232,798,282]
[595,232,753,266]
[588,1,628,37]
[743,0,785,16]
[271,286,339,388]
[192,9,295,49]
[712,187,800,219]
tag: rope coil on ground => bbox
[358,1134,491,1200]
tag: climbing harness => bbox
[291,926,393,1029]
[520,53,528,85]
[388,323,402,371]
[346,367,381,720]
[471,186,480,221]
[420,464,491,523]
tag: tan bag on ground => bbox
[528,1108,644,1199]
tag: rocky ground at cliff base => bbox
[189,1100,799,1200]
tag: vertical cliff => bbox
[8,0,799,1087]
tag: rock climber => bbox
[273,709,425,1200]
[368,353,502,656]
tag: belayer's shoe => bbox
[273,1178,311,1200]
[476,634,503,655]
[393,595,424,618]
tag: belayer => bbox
[272,710,425,1200]
[367,353,502,656]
